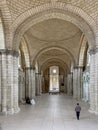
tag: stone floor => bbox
[0,94,98,130]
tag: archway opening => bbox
[49,66,59,93]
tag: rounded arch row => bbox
[32,46,75,67]
[40,58,70,72]
[40,58,69,75]
[12,3,96,51]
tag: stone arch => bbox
[78,34,88,66]
[12,2,96,51]
[32,46,75,67]
[0,17,5,49]
[0,0,13,49]
[20,37,30,68]
[40,57,69,74]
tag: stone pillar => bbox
[77,67,83,99]
[88,49,96,113]
[73,68,78,99]
[0,50,20,114]
[31,68,36,98]
[42,76,45,93]
[35,73,42,96]
[1,52,7,114]
[64,76,67,93]
[7,54,14,114]
[89,49,95,113]
[18,70,25,102]
[25,67,36,99]
[13,55,20,113]
[25,68,30,98]
[0,54,1,110]
[94,50,98,114]
[88,48,98,114]
[67,74,69,95]
[67,73,73,95]
[73,66,83,100]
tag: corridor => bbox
[0,94,98,130]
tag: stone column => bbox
[89,49,95,113]
[25,67,35,99]
[6,54,14,114]
[0,54,1,110]
[73,68,78,99]
[64,76,67,93]
[0,50,20,114]
[88,48,98,114]
[67,73,73,95]
[77,67,83,99]
[25,68,30,98]
[35,73,42,96]
[42,76,45,93]
[31,68,36,98]
[1,52,7,114]
[18,70,25,102]
[73,66,83,100]
[94,50,98,114]
[13,55,20,113]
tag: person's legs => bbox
[76,112,80,120]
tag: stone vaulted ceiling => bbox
[1,0,95,72]
[24,18,82,71]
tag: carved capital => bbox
[74,66,83,69]
[0,49,19,57]
[89,49,95,55]
[89,47,98,55]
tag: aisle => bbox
[0,94,98,130]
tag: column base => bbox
[14,107,20,113]
[7,108,14,115]
[73,96,76,99]
[95,111,98,115]
[0,111,7,115]
[88,109,95,113]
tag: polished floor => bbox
[0,94,98,130]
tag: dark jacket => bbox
[75,105,81,112]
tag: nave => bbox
[0,94,98,130]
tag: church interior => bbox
[0,0,98,129]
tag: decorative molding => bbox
[0,49,19,57]
[51,0,58,3]
[74,66,83,69]
[89,47,98,55]
[89,49,95,55]
[25,67,33,70]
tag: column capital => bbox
[68,72,73,75]
[25,67,33,70]
[89,47,98,55]
[0,49,19,57]
[74,66,83,69]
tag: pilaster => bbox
[73,66,83,100]
[73,68,78,99]
[95,51,98,114]
[31,69,36,98]
[13,56,20,113]
[89,48,98,114]
[25,67,36,99]
[35,73,42,96]
[89,49,95,113]
[18,70,25,102]
[7,54,14,114]
[67,73,73,96]
[1,53,7,114]
[0,49,20,114]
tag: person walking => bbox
[75,103,81,120]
